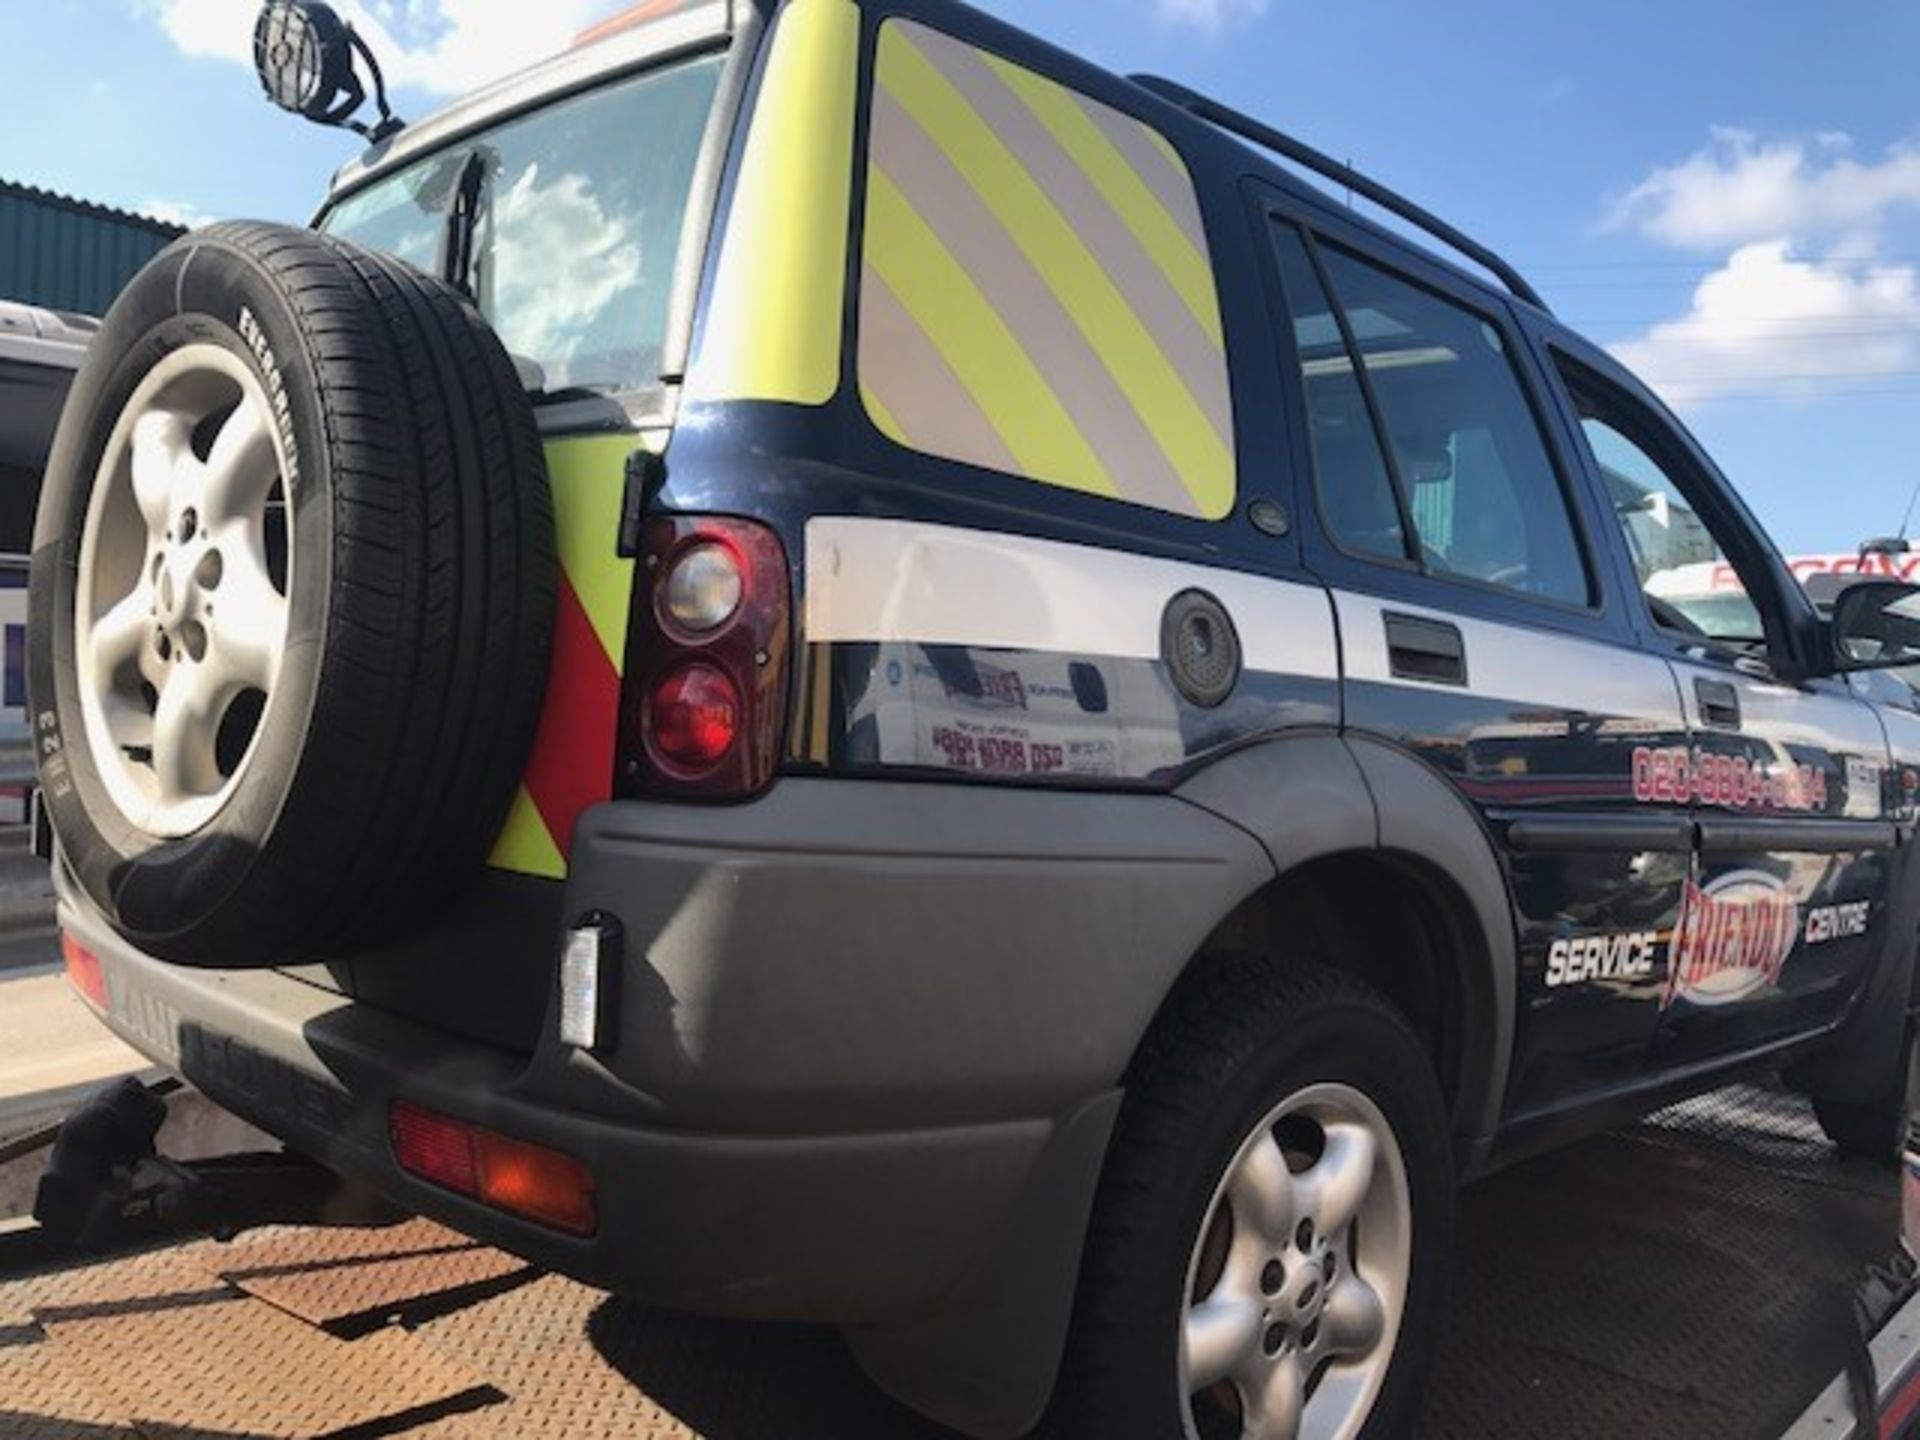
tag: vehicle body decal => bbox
[799,517,1338,782]
[689,0,859,405]
[804,516,1335,676]
[858,19,1235,520]
[1664,869,1800,1009]
[488,433,643,879]
[1631,745,1829,813]
[1544,931,1659,988]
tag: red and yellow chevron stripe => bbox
[488,433,649,879]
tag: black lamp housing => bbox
[252,1,404,143]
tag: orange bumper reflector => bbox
[61,933,106,1009]
[390,1101,597,1237]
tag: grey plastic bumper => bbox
[57,776,1273,1437]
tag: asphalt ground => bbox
[0,1083,1893,1439]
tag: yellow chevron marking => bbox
[878,29,1233,518]
[691,0,859,404]
[488,785,565,879]
[546,433,645,666]
[981,54,1223,348]
[865,167,1117,499]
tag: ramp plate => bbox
[200,1219,531,1333]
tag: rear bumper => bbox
[55,776,1269,1436]
[52,779,1267,1440]
[63,898,1098,1326]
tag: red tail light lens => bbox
[390,1100,597,1236]
[619,516,790,799]
[648,664,742,770]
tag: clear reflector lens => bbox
[663,542,743,633]
[558,925,602,1050]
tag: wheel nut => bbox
[1295,1219,1314,1250]
[179,508,197,543]
[1261,1261,1284,1295]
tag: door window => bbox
[1268,228,1407,563]
[1270,225,1591,606]
[1560,375,1766,647]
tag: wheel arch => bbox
[1172,733,1516,1172]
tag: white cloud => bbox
[136,0,608,96]
[1606,128,1920,250]
[1152,0,1270,37]
[1608,240,1920,407]
[486,162,642,384]
[139,196,218,229]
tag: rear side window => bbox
[1272,226,1591,606]
[857,20,1235,520]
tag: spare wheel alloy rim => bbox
[1179,1082,1411,1440]
[75,343,296,838]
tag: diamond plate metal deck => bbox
[0,1084,1898,1438]
[198,1219,533,1335]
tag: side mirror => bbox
[252,1,403,142]
[1831,581,1920,672]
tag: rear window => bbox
[323,52,725,397]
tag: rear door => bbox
[1542,345,1897,1065]
[1256,198,1691,1117]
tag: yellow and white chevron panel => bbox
[860,20,1236,521]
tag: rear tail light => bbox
[390,1100,597,1236]
[618,517,790,799]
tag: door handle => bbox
[1695,677,1742,730]
[1385,613,1467,686]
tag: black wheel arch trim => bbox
[1172,731,1517,1170]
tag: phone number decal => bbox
[1632,745,1828,812]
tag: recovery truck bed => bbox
[0,1083,1902,1438]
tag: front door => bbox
[1550,361,1897,1067]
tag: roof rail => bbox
[1129,75,1551,315]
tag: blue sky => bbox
[5,0,1920,555]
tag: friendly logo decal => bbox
[1663,870,1800,1009]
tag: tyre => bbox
[29,222,555,966]
[1056,957,1453,1440]
[1813,1023,1914,1164]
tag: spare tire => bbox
[29,222,555,966]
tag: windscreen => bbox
[323,51,726,398]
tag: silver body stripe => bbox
[805,517,1339,679]
[1331,591,1685,724]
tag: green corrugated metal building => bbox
[0,179,186,317]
